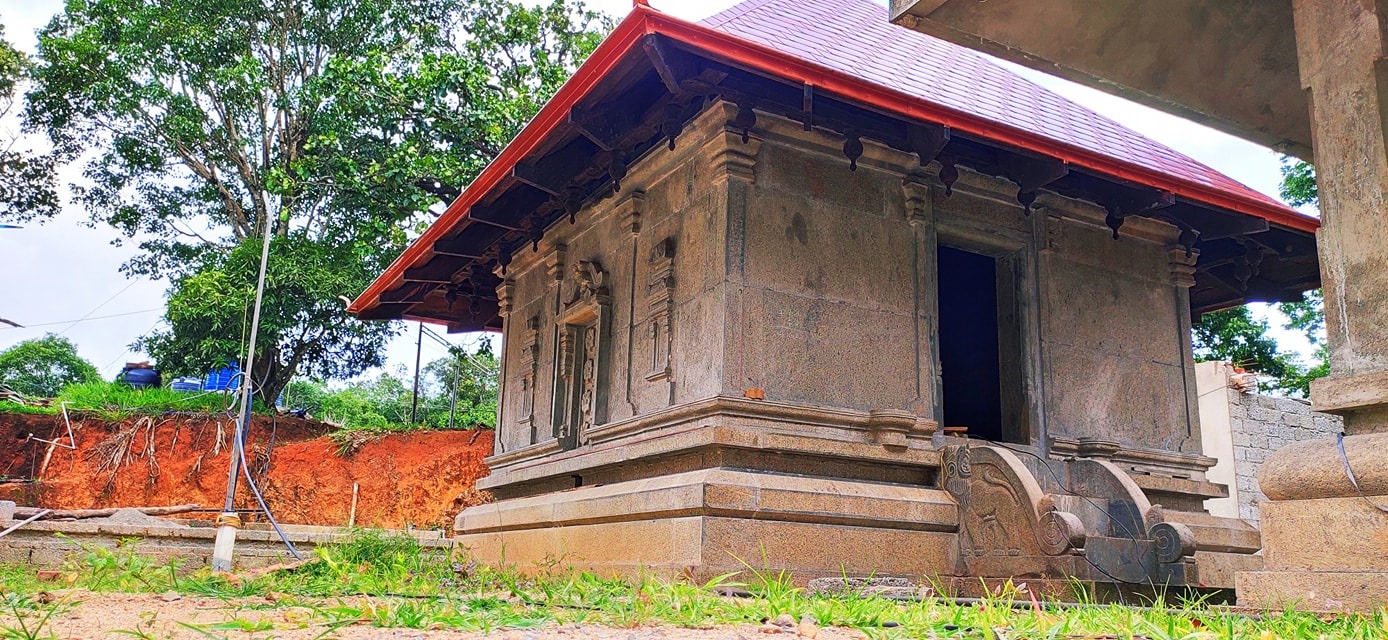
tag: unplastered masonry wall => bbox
[1195,361,1343,523]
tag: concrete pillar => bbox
[1236,0,1388,610]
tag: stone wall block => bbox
[1216,382,1345,525]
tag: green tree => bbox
[0,26,59,223]
[1190,158,1328,396]
[1280,160,1318,208]
[23,0,609,405]
[1192,306,1304,394]
[420,338,498,428]
[0,335,101,397]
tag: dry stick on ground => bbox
[35,417,74,478]
[222,559,310,584]
[12,504,201,520]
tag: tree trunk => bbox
[249,350,294,409]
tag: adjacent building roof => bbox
[351,0,1319,327]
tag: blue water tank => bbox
[117,365,162,389]
[170,377,202,392]
[203,365,241,392]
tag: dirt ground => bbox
[7,591,862,640]
[0,412,493,529]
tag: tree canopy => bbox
[22,0,609,404]
[0,26,59,223]
[0,335,102,397]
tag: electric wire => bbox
[219,371,300,560]
[234,406,301,560]
[100,317,168,376]
[55,279,144,336]
[0,307,162,330]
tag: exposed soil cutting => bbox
[0,412,492,529]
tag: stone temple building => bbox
[352,0,1321,595]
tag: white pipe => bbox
[0,510,52,540]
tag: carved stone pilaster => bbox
[1168,246,1199,289]
[518,315,539,425]
[617,191,645,237]
[545,244,567,289]
[902,173,934,227]
[703,126,762,184]
[646,238,676,383]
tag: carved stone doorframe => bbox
[551,261,612,450]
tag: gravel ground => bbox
[6,591,869,640]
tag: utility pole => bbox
[212,214,275,573]
[447,349,461,429]
[409,322,423,424]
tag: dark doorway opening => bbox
[937,245,1024,443]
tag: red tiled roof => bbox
[702,0,1289,210]
[351,0,1317,316]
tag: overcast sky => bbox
[0,0,1314,384]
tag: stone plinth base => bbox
[1236,496,1388,610]
[455,467,959,584]
[1236,571,1388,612]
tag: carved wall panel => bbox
[646,238,676,385]
[518,315,540,437]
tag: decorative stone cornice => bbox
[702,126,762,184]
[495,279,516,319]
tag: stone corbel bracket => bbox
[942,444,1087,568]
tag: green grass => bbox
[42,381,261,420]
[0,401,56,416]
[0,381,283,419]
[2,530,1387,638]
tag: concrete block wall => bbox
[1196,361,1343,523]
[0,520,452,571]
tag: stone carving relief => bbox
[551,260,611,451]
[646,238,676,383]
[564,260,610,309]
[943,445,1086,573]
[517,315,540,428]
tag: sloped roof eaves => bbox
[352,6,1318,315]
[348,9,656,314]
